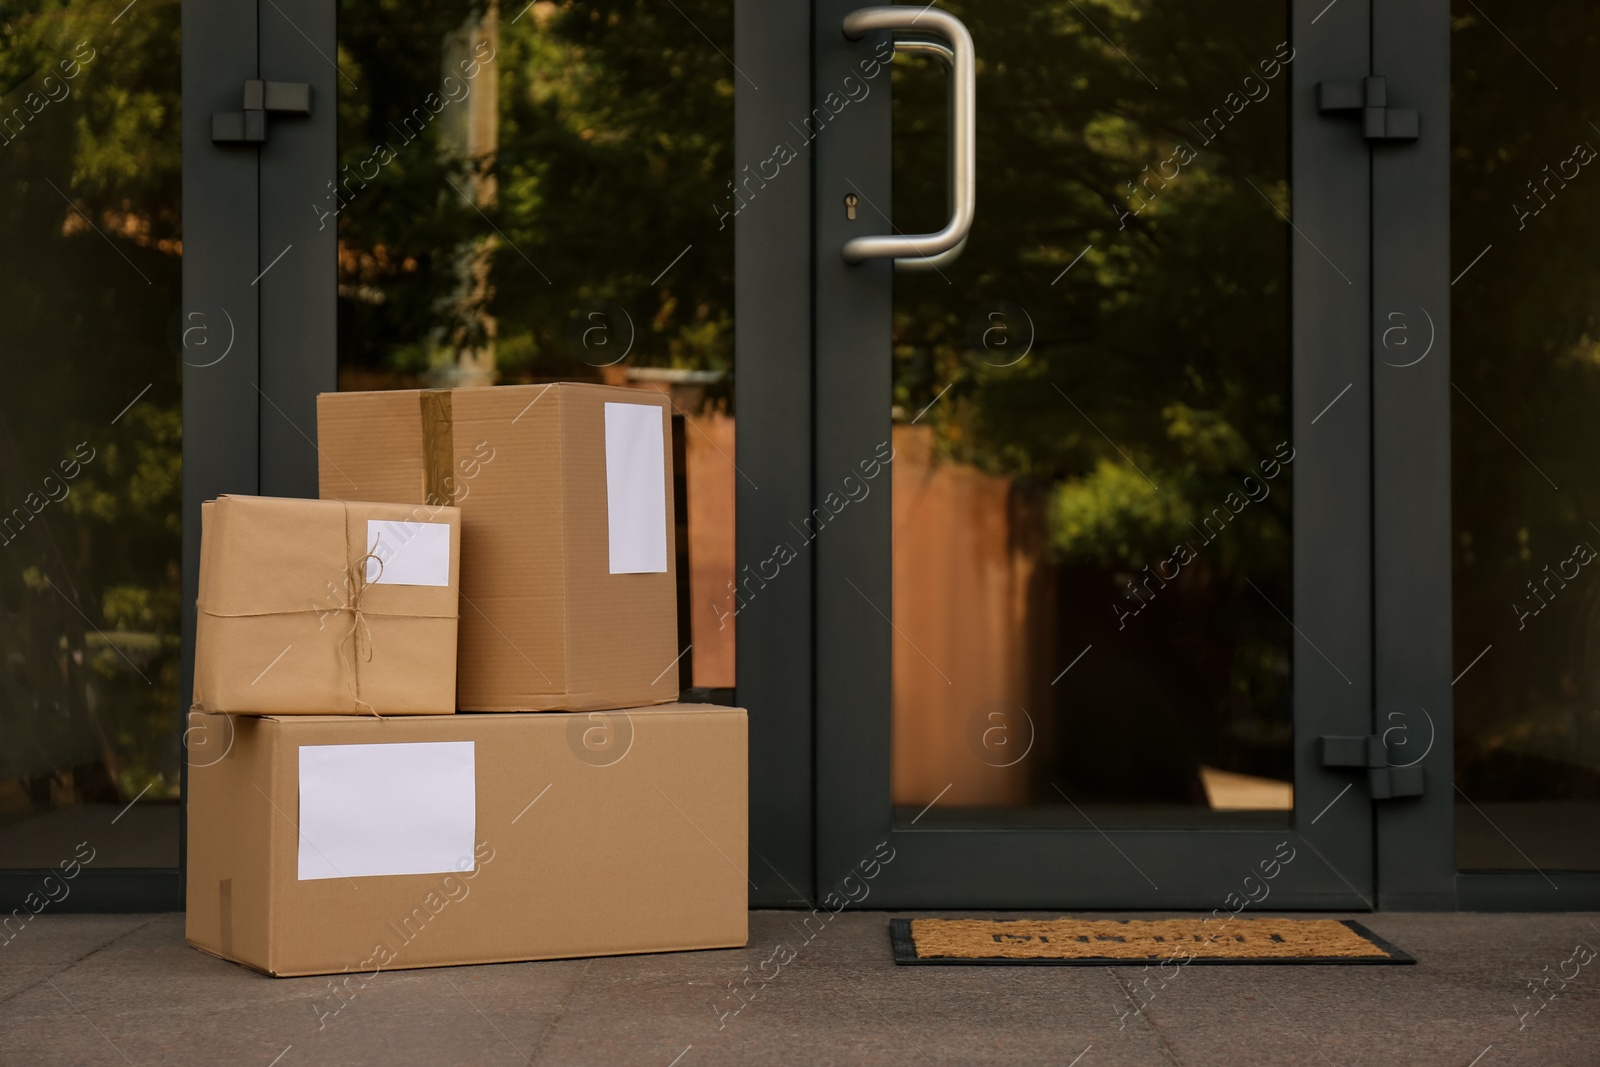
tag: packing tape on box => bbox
[420,389,454,506]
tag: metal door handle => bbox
[888,38,966,272]
[841,6,975,266]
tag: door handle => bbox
[841,6,975,267]
[888,38,967,272]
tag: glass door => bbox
[1450,2,1600,880]
[1,0,183,910]
[814,0,1380,907]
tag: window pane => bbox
[0,0,182,868]
[1452,2,1600,870]
[890,2,1294,826]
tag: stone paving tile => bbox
[2,910,1597,1066]
[528,957,1145,1067]
[0,913,150,970]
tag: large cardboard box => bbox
[193,495,461,716]
[316,384,680,712]
[185,704,747,977]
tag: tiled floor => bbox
[3,910,1597,1065]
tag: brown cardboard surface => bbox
[193,495,461,715]
[316,383,680,712]
[184,704,748,977]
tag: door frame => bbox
[1369,2,1600,912]
[178,0,336,910]
[1370,0,1455,911]
[781,0,1600,912]
[802,0,1377,909]
[733,0,820,908]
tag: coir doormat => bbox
[890,917,1414,966]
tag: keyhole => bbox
[844,193,858,221]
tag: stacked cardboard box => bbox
[187,383,748,977]
[192,495,464,716]
[315,382,683,710]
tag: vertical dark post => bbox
[1372,0,1455,909]
[736,0,818,904]
[1290,0,1378,904]
[181,0,264,896]
[258,0,338,498]
[811,0,893,891]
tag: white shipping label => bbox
[297,741,476,881]
[365,520,451,586]
[603,402,669,574]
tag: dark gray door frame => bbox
[176,0,334,910]
[183,0,336,701]
[1370,4,1600,912]
[1370,0,1455,911]
[806,1,1378,909]
[180,0,258,834]
[181,0,263,668]
[257,3,339,499]
[733,0,819,908]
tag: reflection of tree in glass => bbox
[337,0,734,386]
[0,0,183,808]
[1451,4,1600,807]
[891,1,1295,795]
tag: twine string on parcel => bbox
[338,501,385,719]
[195,500,394,717]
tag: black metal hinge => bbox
[1320,734,1425,799]
[1317,77,1419,142]
[211,80,312,145]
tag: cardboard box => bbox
[193,495,461,716]
[185,704,747,977]
[316,384,680,712]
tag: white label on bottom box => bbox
[297,742,476,881]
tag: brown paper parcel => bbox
[193,495,461,715]
[315,383,679,712]
[184,704,748,976]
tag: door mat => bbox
[890,918,1414,966]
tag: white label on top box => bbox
[603,401,669,574]
[365,519,451,586]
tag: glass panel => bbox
[890,2,1294,826]
[335,0,735,689]
[0,0,182,868]
[1452,3,1600,870]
